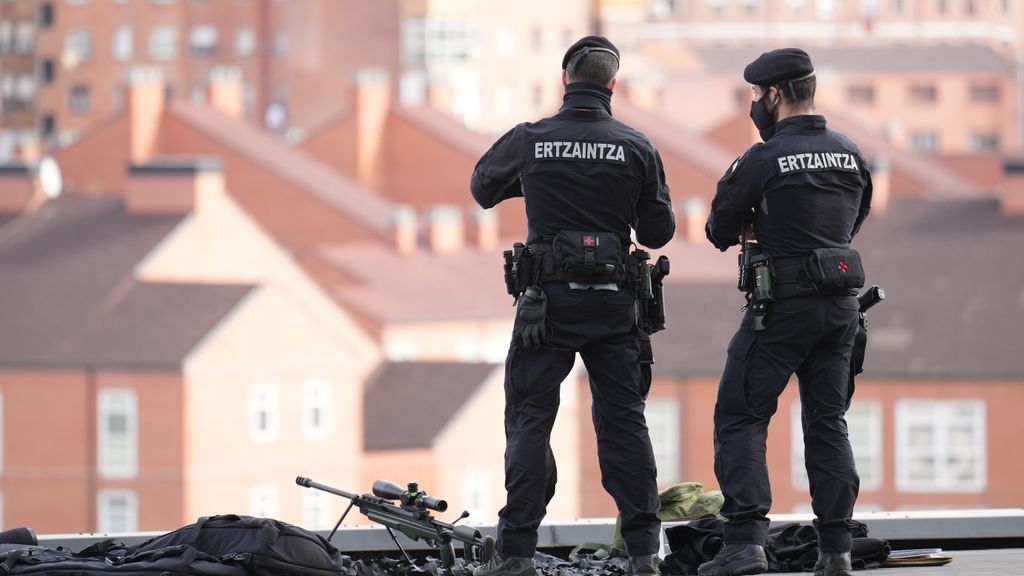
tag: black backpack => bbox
[0,542,246,575]
[130,514,350,576]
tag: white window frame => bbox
[98,389,138,478]
[247,383,279,443]
[791,400,882,491]
[112,25,132,61]
[896,399,987,493]
[646,398,681,487]
[248,484,279,518]
[459,466,492,521]
[148,26,177,61]
[300,379,332,440]
[234,27,255,57]
[65,27,91,60]
[301,485,333,530]
[97,490,138,533]
[188,24,217,56]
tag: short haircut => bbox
[770,76,816,106]
[567,51,619,85]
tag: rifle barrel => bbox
[296,476,359,501]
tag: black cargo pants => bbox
[497,283,661,559]
[713,295,861,553]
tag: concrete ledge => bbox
[37,509,1024,554]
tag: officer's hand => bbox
[743,223,756,241]
[513,286,550,350]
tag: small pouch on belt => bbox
[552,231,624,282]
[805,247,865,291]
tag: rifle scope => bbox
[373,479,448,512]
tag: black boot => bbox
[814,552,852,576]
[629,554,661,576]
[473,555,537,576]
[697,544,768,576]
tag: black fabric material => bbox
[713,296,862,552]
[473,64,673,561]
[0,543,248,575]
[471,85,675,250]
[498,283,659,559]
[562,36,620,70]
[743,48,814,86]
[131,515,349,576]
[663,519,889,574]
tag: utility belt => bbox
[503,230,670,335]
[737,245,866,301]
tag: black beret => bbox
[562,35,620,71]
[743,48,815,86]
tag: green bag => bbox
[609,482,724,556]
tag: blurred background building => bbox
[0,0,1022,535]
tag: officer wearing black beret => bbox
[701,48,872,576]
[471,35,674,576]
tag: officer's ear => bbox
[562,69,570,87]
[608,77,618,91]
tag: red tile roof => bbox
[168,102,399,237]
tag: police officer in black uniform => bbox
[470,36,675,576]
[699,48,872,576]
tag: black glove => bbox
[513,286,549,350]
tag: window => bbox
[149,26,177,61]
[98,389,137,478]
[189,25,217,56]
[847,85,874,105]
[740,0,760,15]
[249,484,278,518]
[896,400,986,492]
[460,466,493,521]
[646,399,681,487]
[301,379,332,440]
[68,84,90,114]
[0,21,11,53]
[39,3,54,28]
[792,400,882,491]
[910,83,937,102]
[966,0,978,15]
[39,58,55,84]
[301,486,333,529]
[112,26,132,61]
[65,28,91,61]
[650,0,681,18]
[816,0,838,19]
[968,132,999,151]
[892,0,905,15]
[272,29,287,57]
[248,384,279,443]
[98,490,138,533]
[969,83,1000,103]
[14,21,35,54]
[530,28,542,53]
[0,391,4,475]
[936,0,948,14]
[40,113,55,137]
[909,132,938,152]
[786,0,806,13]
[234,27,255,57]
[707,0,726,15]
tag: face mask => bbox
[749,91,778,137]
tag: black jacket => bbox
[706,115,872,258]
[471,83,675,249]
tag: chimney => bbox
[1002,157,1024,216]
[682,197,708,244]
[354,68,390,191]
[128,67,165,164]
[427,204,464,254]
[470,207,499,251]
[126,156,224,215]
[869,156,891,215]
[207,67,244,119]
[393,205,418,255]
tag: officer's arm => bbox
[471,126,525,209]
[705,150,762,251]
[852,162,873,237]
[635,146,675,249]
